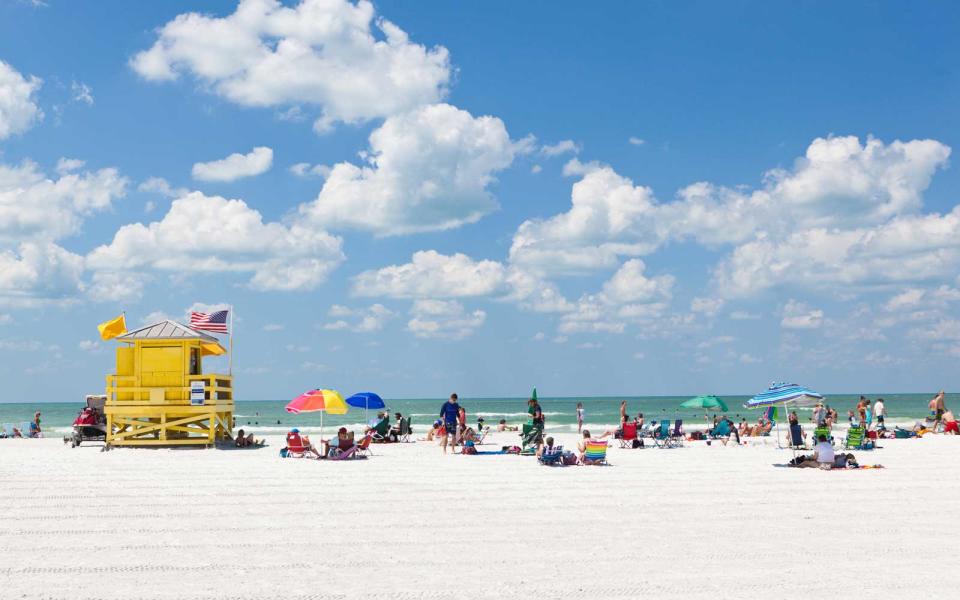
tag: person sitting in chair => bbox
[537,436,560,458]
[365,413,393,442]
[286,428,321,458]
[322,427,354,457]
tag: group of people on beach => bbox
[0,411,41,438]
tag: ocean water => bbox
[1,393,951,437]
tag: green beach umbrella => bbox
[680,395,729,412]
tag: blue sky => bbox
[1,0,959,401]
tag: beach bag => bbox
[632,439,644,448]
[279,448,289,458]
[562,452,578,465]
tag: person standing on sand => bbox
[874,398,886,429]
[439,393,461,454]
[576,402,584,433]
[528,397,545,451]
[927,390,946,421]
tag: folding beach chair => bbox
[618,422,639,448]
[654,420,676,448]
[582,440,608,465]
[521,422,543,449]
[370,418,393,443]
[710,420,731,441]
[844,425,872,450]
[284,432,313,458]
[538,445,565,466]
[813,425,833,446]
[398,417,413,443]
[2,423,15,438]
[354,434,373,457]
[671,419,685,446]
[331,434,371,460]
[21,421,36,438]
[762,407,777,435]
[787,423,806,449]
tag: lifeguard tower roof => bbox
[116,320,219,343]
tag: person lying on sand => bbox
[234,429,264,447]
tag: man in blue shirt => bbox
[439,393,460,454]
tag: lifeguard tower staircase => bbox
[104,320,233,447]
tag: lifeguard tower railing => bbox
[105,374,234,446]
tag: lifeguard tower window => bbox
[190,348,200,375]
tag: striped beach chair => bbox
[582,440,608,465]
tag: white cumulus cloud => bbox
[352,250,506,298]
[298,103,523,235]
[130,0,451,132]
[781,299,824,329]
[407,299,485,340]
[192,146,273,182]
[87,191,344,293]
[0,60,43,140]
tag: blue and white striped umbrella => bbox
[745,382,824,409]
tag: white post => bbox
[228,305,234,376]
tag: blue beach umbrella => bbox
[346,392,386,422]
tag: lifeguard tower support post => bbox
[104,320,233,447]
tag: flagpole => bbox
[228,305,234,376]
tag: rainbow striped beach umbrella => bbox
[745,382,824,451]
[286,389,348,439]
[745,382,823,409]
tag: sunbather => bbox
[365,413,394,441]
[286,428,321,458]
[497,419,518,432]
[461,427,481,443]
[424,420,442,441]
[576,430,591,462]
[322,427,354,457]
[234,429,266,448]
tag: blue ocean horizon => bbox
[3,393,952,436]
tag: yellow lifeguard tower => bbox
[104,320,234,447]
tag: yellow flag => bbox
[97,314,127,341]
[201,342,226,356]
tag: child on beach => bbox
[576,402,584,433]
[497,419,518,432]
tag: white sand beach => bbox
[2,431,958,600]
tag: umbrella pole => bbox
[320,411,324,444]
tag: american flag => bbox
[190,310,229,334]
